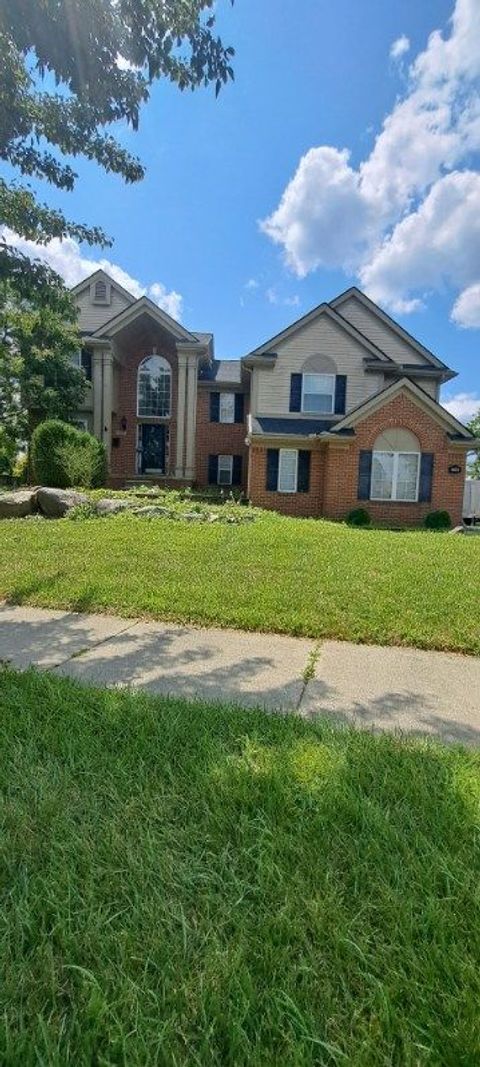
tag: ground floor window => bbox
[371,452,420,502]
[217,455,233,486]
[278,449,298,493]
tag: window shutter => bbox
[358,450,372,500]
[232,456,242,486]
[297,450,311,493]
[234,393,244,423]
[334,375,347,415]
[266,449,279,491]
[419,452,434,502]
[208,455,218,485]
[210,392,220,422]
[289,373,302,412]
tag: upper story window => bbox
[71,348,92,382]
[92,278,110,305]
[219,392,235,423]
[137,355,171,418]
[301,373,335,414]
[371,429,420,502]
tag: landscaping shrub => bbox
[424,510,452,530]
[31,420,106,488]
[346,506,371,527]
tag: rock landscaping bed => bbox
[0,487,257,525]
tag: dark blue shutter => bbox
[266,449,279,491]
[232,456,242,486]
[297,450,311,493]
[234,393,244,423]
[210,392,220,422]
[208,455,218,485]
[419,452,434,502]
[358,450,372,500]
[334,375,347,415]
[289,373,302,412]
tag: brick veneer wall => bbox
[322,392,466,526]
[248,444,326,517]
[109,335,178,482]
[195,386,249,488]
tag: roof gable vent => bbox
[91,277,110,305]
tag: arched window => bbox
[137,355,171,417]
[371,429,420,502]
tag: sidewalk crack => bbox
[48,618,139,671]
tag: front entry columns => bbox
[184,355,198,481]
[175,353,188,479]
[91,343,114,464]
[102,351,113,461]
[175,343,203,480]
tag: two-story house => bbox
[72,269,475,526]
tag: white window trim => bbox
[278,448,298,494]
[219,392,235,424]
[371,451,420,503]
[137,356,171,418]
[217,455,233,486]
[301,373,335,415]
[72,417,88,432]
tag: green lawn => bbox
[0,510,479,653]
[1,667,480,1065]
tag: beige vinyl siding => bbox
[337,296,427,366]
[255,314,383,416]
[408,377,439,400]
[76,287,132,333]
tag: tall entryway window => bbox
[137,355,171,417]
[138,424,167,474]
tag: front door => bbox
[140,424,166,474]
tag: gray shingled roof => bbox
[250,417,354,436]
[198,359,243,384]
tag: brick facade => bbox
[247,393,466,526]
[195,386,249,489]
[109,328,179,483]
[247,444,326,517]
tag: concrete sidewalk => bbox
[1,602,479,745]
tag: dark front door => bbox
[140,424,166,474]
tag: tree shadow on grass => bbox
[1,668,480,1065]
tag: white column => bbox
[102,351,113,462]
[184,354,198,481]
[175,353,188,478]
[92,351,103,440]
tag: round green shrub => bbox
[424,510,452,530]
[31,419,106,488]
[346,507,371,527]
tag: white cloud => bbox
[1,229,183,320]
[245,278,259,290]
[390,35,410,61]
[260,0,480,325]
[359,171,480,311]
[442,391,480,421]
[451,282,480,327]
[265,286,300,307]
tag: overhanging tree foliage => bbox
[0,0,234,264]
[0,0,234,462]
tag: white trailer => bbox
[463,479,480,524]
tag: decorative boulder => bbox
[95,498,132,516]
[36,487,88,518]
[0,489,37,519]
[132,505,173,518]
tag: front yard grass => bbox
[1,667,480,1065]
[0,508,478,653]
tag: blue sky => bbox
[4,0,480,422]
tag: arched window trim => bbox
[137,354,171,418]
[371,428,421,503]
